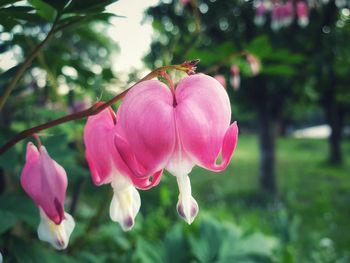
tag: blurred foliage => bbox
[144,0,350,133]
[1,0,350,262]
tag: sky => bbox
[0,0,159,73]
[106,0,159,72]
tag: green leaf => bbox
[12,238,79,263]
[231,233,278,258]
[0,0,22,7]
[28,0,56,21]
[247,35,272,58]
[0,6,35,12]
[134,237,164,263]
[262,64,297,76]
[0,5,45,23]
[163,224,188,263]
[0,193,39,228]
[0,210,17,234]
[41,0,70,11]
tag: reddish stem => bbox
[32,133,42,149]
[160,71,177,107]
[0,60,199,155]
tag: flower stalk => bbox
[0,60,199,155]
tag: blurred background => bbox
[0,0,350,262]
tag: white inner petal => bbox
[37,209,75,250]
[109,174,141,231]
[176,174,199,225]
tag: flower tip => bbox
[121,216,135,231]
[37,210,75,250]
[176,197,199,225]
[109,180,141,231]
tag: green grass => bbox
[187,135,350,260]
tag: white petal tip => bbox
[109,181,140,231]
[120,216,135,231]
[37,211,75,250]
[176,197,199,225]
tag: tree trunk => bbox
[257,109,277,194]
[326,103,343,165]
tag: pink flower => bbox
[115,74,238,224]
[214,75,226,89]
[180,0,191,5]
[230,65,240,90]
[297,1,309,27]
[84,107,161,231]
[246,54,261,75]
[271,5,283,31]
[281,1,294,27]
[21,142,75,250]
[254,1,267,26]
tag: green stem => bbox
[0,14,61,111]
[0,60,199,155]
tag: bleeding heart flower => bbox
[20,142,75,250]
[297,1,309,27]
[115,74,238,224]
[214,75,226,89]
[84,107,161,231]
[246,54,261,76]
[254,1,267,26]
[230,65,240,91]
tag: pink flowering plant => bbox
[0,60,239,249]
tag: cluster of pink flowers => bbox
[253,0,323,30]
[20,73,239,249]
[214,53,261,91]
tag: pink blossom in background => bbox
[230,65,240,90]
[246,54,261,75]
[20,142,75,250]
[115,74,238,224]
[297,1,309,27]
[180,0,191,5]
[254,1,267,26]
[254,0,328,30]
[84,107,161,231]
[69,96,92,114]
[282,1,294,27]
[214,74,226,88]
[271,4,283,31]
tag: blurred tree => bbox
[0,1,122,261]
[144,0,305,194]
[144,0,350,194]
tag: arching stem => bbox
[0,60,199,155]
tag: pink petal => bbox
[116,80,176,177]
[174,74,238,172]
[114,132,163,190]
[21,143,67,224]
[84,107,127,185]
[205,122,238,171]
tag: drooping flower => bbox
[20,142,75,250]
[254,1,267,26]
[246,54,261,75]
[296,1,309,27]
[271,4,283,31]
[281,1,294,27]
[230,65,240,90]
[180,0,191,5]
[84,107,161,231]
[214,74,226,89]
[115,74,238,224]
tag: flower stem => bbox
[0,14,61,111]
[0,60,199,155]
[32,133,42,148]
[160,71,177,106]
